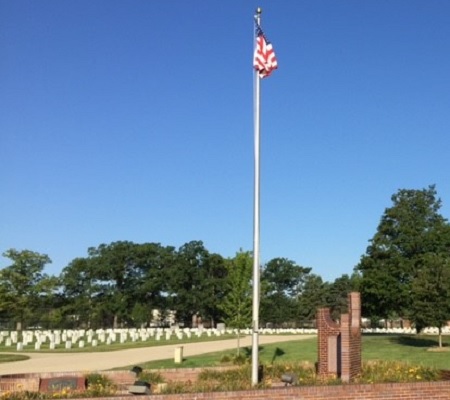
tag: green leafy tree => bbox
[410,252,450,346]
[0,249,56,330]
[87,241,144,328]
[60,257,105,328]
[296,274,329,324]
[165,241,227,326]
[326,273,360,320]
[219,250,253,354]
[260,258,311,327]
[131,242,176,325]
[355,185,449,322]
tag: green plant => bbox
[137,370,165,384]
[84,373,117,397]
[219,352,249,365]
[0,392,46,400]
[355,360,441,384]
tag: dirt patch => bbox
[427,346,449,352]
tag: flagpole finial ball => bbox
[256,7,262,14]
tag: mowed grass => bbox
[0,354,29,363]
[118,334,450,371]
[1,334,448,370]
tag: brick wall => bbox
[2,370,449,399]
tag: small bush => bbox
[84,373,117,397]
[219,352,250,365]
[138,370,165,384]
[0,392,46,400]
[355,360,441,384]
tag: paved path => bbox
[0,335,314,375]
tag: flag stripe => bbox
[253,23,278,78]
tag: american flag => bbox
[253,22,278,78]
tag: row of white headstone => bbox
[3,325,446,351]
[361,326,450,334]
[0,327,318,351]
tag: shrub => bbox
[355,360,441,384]
[137,370,165,384]
[84,373,117,397]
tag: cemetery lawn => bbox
[117,334,450,371]
[0,354,29,363]
[0,333,240,353]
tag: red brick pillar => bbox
[316,292,362,382]
[341,292,361,382]
[316,308,340,378]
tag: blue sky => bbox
[1,1,450,282]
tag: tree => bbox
[218,250,253,354]
[260,257,311,326]
[165,241,227,326]
[60,257,105,328]
[410,252,450,346]
[296,274,328,324]
[131,242,176,325]
[0,249,57,330]
[355,185,450,323]
[326,274,360,320]
[87,241,142,328]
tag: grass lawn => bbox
[116,334,450,371]
[0,354,29,363]
[1,334,448,370]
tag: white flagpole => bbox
[251,6,262,387]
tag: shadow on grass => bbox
[271,347,286,363]
[242,346,263,357]
[241,345,287,363]
[388,335,442,348]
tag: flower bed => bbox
[1,361,448,399]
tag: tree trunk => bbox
[236,329,241,356]
[438,327,442,348]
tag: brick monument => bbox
[316,291,361,382]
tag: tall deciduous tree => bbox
[60,257,105,328]
[0,249,56,330]
[355,185,450,324]
[260,258,311,326]
[219,250,252,353]
[296,274,328,323]
[87,241,143,328]
[326,274,360,320]
[410,251,450,345]
[166,241,226,326]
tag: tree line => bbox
[0,241,354,331]
[1,186,449,342]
